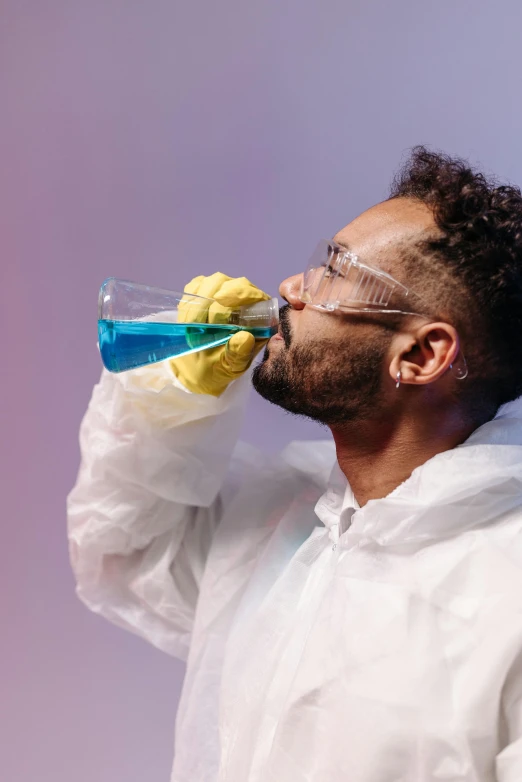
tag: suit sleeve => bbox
[66,361,252,661]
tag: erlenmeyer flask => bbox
[98,278,279,373]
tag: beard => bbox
[252,308,390,426]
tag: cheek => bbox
[298,309,331,339]
[299,313,344,345]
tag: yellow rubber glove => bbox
[170,272,271,397]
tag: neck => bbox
[330,403,478,507]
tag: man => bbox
[67,147,522,781]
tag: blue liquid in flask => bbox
[98,319,274,373]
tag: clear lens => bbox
[301,241,344,309]
[301,240,329,298]
[347,262,395,307]
[300,240,410,313]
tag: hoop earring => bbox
[395,371,401,389]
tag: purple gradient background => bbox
[3,1,522,779]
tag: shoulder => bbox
[446,509,522,612]
[483,507,522,571]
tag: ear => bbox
[388,322,461,386]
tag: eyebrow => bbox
[332,238,352,252]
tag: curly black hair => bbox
[389,145,522,424]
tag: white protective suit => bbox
[67,360,522,782]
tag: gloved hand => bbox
[169,272,271,397]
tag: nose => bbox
[279,273,305,309]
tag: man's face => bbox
[252,198,436,425]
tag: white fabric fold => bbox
[67,368,522,781]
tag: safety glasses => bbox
[299,239,468,380]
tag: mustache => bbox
[278,305,292,344]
